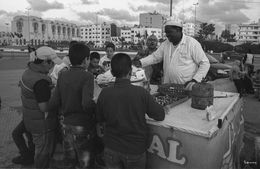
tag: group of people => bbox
[11,18,211,169]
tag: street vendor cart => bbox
[94,68,244,169]
[146,89,244,169]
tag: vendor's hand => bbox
[185,82,196,91]
[132,57,142,68]
[184,79,197,91]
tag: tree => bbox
[196,23,215,42]
[221,30,236,42]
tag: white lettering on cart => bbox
[147,135,167,159]
[147,135,186,165]
[167,140,186,165]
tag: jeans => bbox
[62,124,95,169]
[12,120,35,157]
[104,147,146,169]
[32,130,56,169]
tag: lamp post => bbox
[26,7,31,45]
[193,2,199,35]
[170,0,173,16]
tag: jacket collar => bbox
[114,78,131,86]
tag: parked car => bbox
[222,51,243,61]
[206,53,232,81]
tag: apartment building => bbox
[238,19,260,43]
[11,15,80,46]
[80,22,111,47]
[183,22,195,37]
[120,28,131,42]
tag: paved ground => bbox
[0,56,259,169]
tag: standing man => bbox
[135,34,163,84]
[20,46,62,168]
[96,53,165,169]
[134,19,210,90]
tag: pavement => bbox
[0,57,260,169]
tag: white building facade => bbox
[183,22,195,37]
[120,28,131,42]
[238,19,260,43]
[11,15,80,46]
[80,23,111,48]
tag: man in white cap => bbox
[134,19,210,90]
[16,46,62,168]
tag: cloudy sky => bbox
[0,0,259,34]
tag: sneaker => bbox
[12,155,34,165]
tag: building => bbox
[120,27,131,42]
[110,23,117,37]
[0,31,12,46]
[139,12,165,29]
[238,19,260,43]
[80,22,111,47]
[11,15,80,46]
[183,22,195,37]
[224,24,239,40]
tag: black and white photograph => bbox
[0,0,260,168]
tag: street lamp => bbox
[26,7,31,45]
[193,2,199,35]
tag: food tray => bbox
[153,93,189,109]
[158,83,188,98]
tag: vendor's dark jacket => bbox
[20,63,57,133]
[49,66,95,130]
[96,78,165,155]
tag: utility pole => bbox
[170,0,173,16]
[5,23,9,45]
[193,2,199,35]
[95,12,99,47]
[26,7,31,45]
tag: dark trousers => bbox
[233,79,245,96]
[243,76,254,93]
[32,130,56,169]
[12,120,35,157]
[62,125,95,169]
[104,147,146,169]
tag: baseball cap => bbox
[164,18,183,28]
[30,46,62,64]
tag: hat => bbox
[164,18,183,28]
[30,46,62,64]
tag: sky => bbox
[0,0,259,35]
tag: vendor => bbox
[134,19,210,90]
